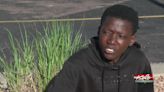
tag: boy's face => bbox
[98,17,135,63]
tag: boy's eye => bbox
[119,34,123,38]
[118,34,127,39]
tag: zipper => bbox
[112,64,120,92]
[117,65,120,92]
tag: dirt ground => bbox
[152,63,164,92]
[154,74,164,92]
[151,63,164,92]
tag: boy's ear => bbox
[129,35,136,46]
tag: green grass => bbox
[0,21,85,92]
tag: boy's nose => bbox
[107,34,117,45]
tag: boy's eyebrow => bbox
[105,29,126,35]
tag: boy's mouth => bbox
[105,48,114,54]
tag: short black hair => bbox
[100,4,139,35]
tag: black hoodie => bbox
[46,37,154,92]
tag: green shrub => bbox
[0,21,84,92]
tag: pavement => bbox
[157,0,164,4]
[0,0,129,20]
[152,0,164,6]
[151,63,164,74]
